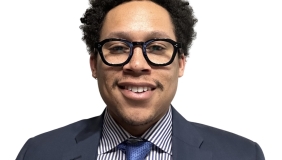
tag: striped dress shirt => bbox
[97,107,172,160]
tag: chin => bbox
[120,111,156,127]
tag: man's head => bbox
[80,0,197,136]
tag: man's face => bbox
[90,1,185,132]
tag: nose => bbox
[122,46,151,74]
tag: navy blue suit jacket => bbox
[16,107,265,160]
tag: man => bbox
[16,0,265,159]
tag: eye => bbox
[149,45,164,51]
[146,43,166,54]
[110,46,126,52]
[106,43,130,54]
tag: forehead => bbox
[100,1,176,41]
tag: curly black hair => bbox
[80,0,197,56]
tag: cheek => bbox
[164,65,180,91]
[97,71,119,107]
[158,69,179,90]
[96,63,115,95]
[98,71,114,92]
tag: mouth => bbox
[119,86,155,93]
[116,81,158,100]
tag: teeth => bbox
[143,87,148,91]
[132,87,137,92]
[126,86,152,93]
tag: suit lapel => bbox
[172,107,212,160]
[63,112,104,160]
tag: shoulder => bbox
[190,122,265,160]
[191,122,252,144]
[31,116,100,144]
[16,116,102,160]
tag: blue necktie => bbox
[118,139,153,160]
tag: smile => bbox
[117,81,157,99]
[118,84,156,100]
[124,86,152,93]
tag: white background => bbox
[0,0,281,159]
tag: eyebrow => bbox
[103,31,172,41]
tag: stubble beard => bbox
[117,110,156,127]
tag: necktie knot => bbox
[118,138,153,160]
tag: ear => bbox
[89,54,97,79]
[178,54,186,77]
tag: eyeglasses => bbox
[94,38,182,66]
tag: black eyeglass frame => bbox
[94,38,182,66]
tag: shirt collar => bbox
[98,107,172,155]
